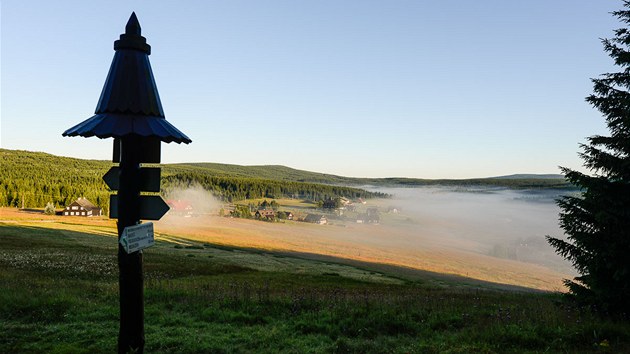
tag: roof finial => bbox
[126,12,141,36]
[114,12,150,54]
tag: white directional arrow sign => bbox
[120,222,155,254]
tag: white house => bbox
[63,197,102,217]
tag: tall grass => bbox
[1,223,628,353]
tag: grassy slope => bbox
[1,218,628,353]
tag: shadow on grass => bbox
[154,229,553,292]
[1,223,550,292]
[0,223,114,250]
[3,224,630,354]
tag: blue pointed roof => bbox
[63,13,191,144]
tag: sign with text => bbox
[120,222,154,254]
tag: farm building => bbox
[323,197,352,209]
[303,214,327,225]
[387,206,401,213]
[282,211,294,220]
[63,197,102,217]
[366,207,380,224]
[255,209,276,220]
[166,200,193,217]
[357,208,380,224]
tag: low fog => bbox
[163,184,222,218]
[371,186,574,275]
[155,184,575,289]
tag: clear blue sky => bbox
[0,0,621,178]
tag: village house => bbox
[63,197,102,217]
[255,209,276,220]
[357,208,380,224]
[274,210,294,220]
[366,207,380,224]
[303,214,327,225]
[365,208,381,224]
[387,206,401,214]
[323,197,354,216]
[166,200,193,217]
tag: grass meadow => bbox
[1,213,629,353]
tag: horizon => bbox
[1,147,564,181]
[0,1,620,178]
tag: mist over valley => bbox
[154,184,574,291]
[0,149,575,290]
[371,186,573,275]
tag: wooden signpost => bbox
[62,13,191,354]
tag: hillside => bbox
[0,149,385,211]
[174,162,352,184]
[492,174,565,180]
[174,162,571,189]
[2,213,629,352]
[0,149,572,211]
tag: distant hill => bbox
[0,149,573,210]
[0,149,386,210]
[492,174,565,180]
[170,163,571,189]
[170,162,353,185]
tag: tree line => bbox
[0,150,111,211]
[161,172,388,203]
[0,149,387,212]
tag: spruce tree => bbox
[547,2,630,316]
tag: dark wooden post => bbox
[117,136,144,353]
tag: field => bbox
[1,208,629,352]
[163,196,570,292]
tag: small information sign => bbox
[120,222,155,254]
